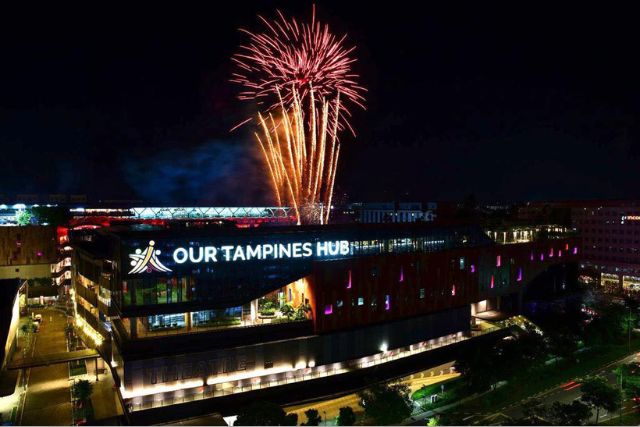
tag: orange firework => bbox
[255,87,340,225]
[233,7,364,224]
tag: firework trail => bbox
[255,87,341,225]
[232,6,364,224]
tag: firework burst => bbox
[231,5,366,135]
[233,6,365,224]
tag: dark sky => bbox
[2,2,640,204]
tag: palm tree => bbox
[280,304,295,320]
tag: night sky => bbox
[2,2,640,205]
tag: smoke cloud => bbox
[122,139,274,205]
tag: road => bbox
[17,307,73,426]
[284,364,458,424]
[469,352,640,425]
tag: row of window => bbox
[324,285,463,316]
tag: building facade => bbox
[351,202,439,224]
[70,221,578,416]
[571,200,640,292]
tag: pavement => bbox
[18,307,73,426]
[13,307,122,425]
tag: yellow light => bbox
[74,315,104,346]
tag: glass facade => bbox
[123,276,192,307]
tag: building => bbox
[70,220,578,419]
[0,226,57,280]
[351,202,439,224]
[571,200,640,292]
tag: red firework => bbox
[231,5,366,135]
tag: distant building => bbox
[0,226,57,281]
[571,200,640,292]
[351,202,438,224]
[519,199,640,293]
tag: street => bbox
[469,352,640,425]
[18,307,73,426]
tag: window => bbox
[459,257,465,270]
[419,288,425,299]
[336,300,344,308]
[357,297,364,306]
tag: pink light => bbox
[530,252,534,261]
[558,250,562,258]
[490,275,494,289]
[549,248,554,257]
[384,295,390,311]
[565,243,569,251]
[517,268,523,282]
[573,246,578,255]
[347,270,352,289]
[540,253,545,261]
[496,255,501,267]
[399,266,404,283]
[324,304,333,315]
[451,285,456,296]
[470,264,476,273]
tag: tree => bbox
[580,376,621,424]
[547,400,592,425]
[615,362,640,400]
[283,413,298,426]
[454,342,499,391]
[234,401,297,426]
[295,303,312,320]
[512,398,551,425]
[280,304,295,320]
[337,406,356,426]
[30,205,70,226]
[72,380,93,402]
[546,329,578,364]
[302,408,322,426]
[16,210,32,226]
[359,382,413,425]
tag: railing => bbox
[125,324,510,411]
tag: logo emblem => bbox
[128,240,172,274]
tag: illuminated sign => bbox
[128,240,350,274]
[622,215,640,222]
[128,240,173,274]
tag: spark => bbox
[257,87,340,225]
[231,5,366,136]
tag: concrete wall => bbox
[0,263,51,280]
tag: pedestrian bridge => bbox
[7,348,100,370]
